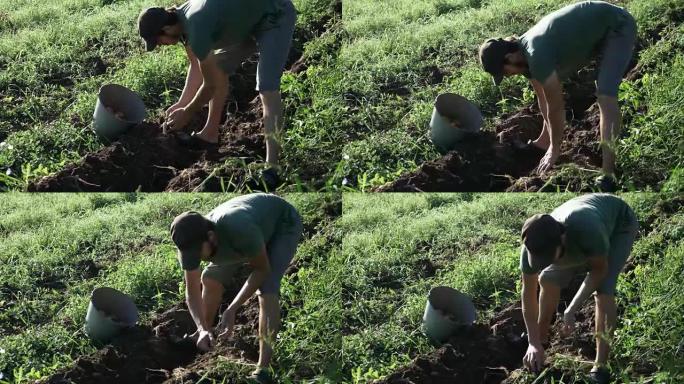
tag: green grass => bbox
[0,0,341,191]
[0,193,342,383]
[340,192,684,383]
[336,0,684,191]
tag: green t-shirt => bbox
[520,193,631,274]
[180,193,297,270]
[177,0,283,60]
[519,1,628,82]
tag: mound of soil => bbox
[40,306,201,384]
[377,275,611,384]
[29,75,267,192]
[376,102,602,192]
[40,301,262,384]
[40,287,261,384]
[376,303,527,384]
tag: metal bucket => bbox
[93,84,146,141]
[423,286,477,343]
[85,287,139,342]
[429,93,483,153]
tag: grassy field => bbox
[337,0,684,191]
[340,193,683,383]
[0,0,341,191]
[0,193,342,383]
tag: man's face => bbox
[156,34,180,46]
[156,26,181,46]
[502,52,528,77]
[198,231,217,261]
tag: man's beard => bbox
[209,242,218,259]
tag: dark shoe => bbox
[246,368,274,384]
[176,132,219,151]
[260,168,280,191]
[588,367,611,384]
[595,174,618,192]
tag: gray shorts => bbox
[540,207,639,295]
[214,0,297,92]
[596,11,637,97]
[202,208,303,295]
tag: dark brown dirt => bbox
[40,265,262,384]
[27,92,265,192]
[375,303,527,384]
[376,102,602,192]
[162,300,261,384]
[40,305,201,384]
[377,271,614,384]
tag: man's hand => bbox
[523,343,546,373]
[167,107,192,131]
[165,103,185,118]
[536,146,560,174]
[216,307,236,339]
[196,328,215,352]
[560,309,576,337]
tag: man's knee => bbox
[538,272,562,291]
[595,292,615,305]
[259,91,282,114]
[597,94,618,109]
[201,268,222,289]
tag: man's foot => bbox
[177,132,219,151]
[260,168,280,191]
[595,174,618,192]
[246,368,274,384]
[588,366,610,384]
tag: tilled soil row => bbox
[39,264,261,384]
[376,96,602,193]
[375,299,598,384]
[374,264,667,384]
[29,2,341,192]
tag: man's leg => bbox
[538,276,561,343]
[255,0,296,169]
[253,213,302,374]
[201,267,226,327]
[596,13,637,176]
[532,122,551,150]
[196,70,229,144]
[257,293,281,369]
[597,95,621,176]
[594,293,617,369]
[260,91,284,167]
[592,214,637,372]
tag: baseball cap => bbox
[478,38,518,86]
[521,214,563,271]
[138,7,169,52]
[170,211,210,263]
